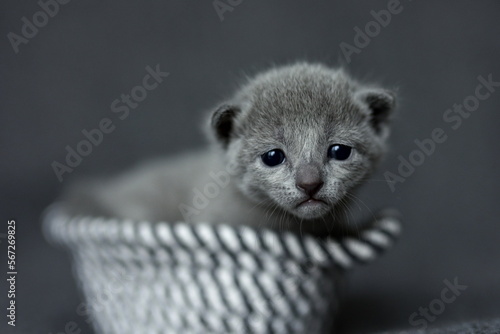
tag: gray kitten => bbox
[62,62,396,236]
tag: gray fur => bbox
[62,62,396,236]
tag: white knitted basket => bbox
[43,205,400,334]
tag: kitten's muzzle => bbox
[295,163,324,197]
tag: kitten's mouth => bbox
[292,197,329,219]
[296,197,327,207]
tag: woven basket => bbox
[43,204,400,334]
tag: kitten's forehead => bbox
[242,66,366,143]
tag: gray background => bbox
[1,0,499,333]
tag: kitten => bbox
[62,62,396,237]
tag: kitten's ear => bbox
[356,88,396,134]
[211,104,240,148]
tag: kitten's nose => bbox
[296,164,324,196]
[296,181,324,197]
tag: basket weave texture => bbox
[44,206,400,334]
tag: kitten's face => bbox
[236,123,373,219]
[212,64,394,220]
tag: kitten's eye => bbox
[328,144,352,161]
[261,149,286,167]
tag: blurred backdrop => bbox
[1,0,500,333]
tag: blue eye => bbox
[328,144,352,161]
[261,149,286,167]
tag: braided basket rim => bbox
[43,203,401,271]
